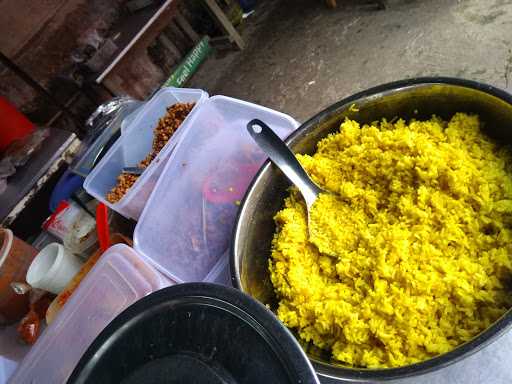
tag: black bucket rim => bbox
[68,282,320,384]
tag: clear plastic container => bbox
[0,325,29,383]
[70,98,142,178]
[9,244,173,384]
[84,87,209,220]
[203,252,231,286]
[134,96,299,283]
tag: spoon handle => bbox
[247,119,321,207]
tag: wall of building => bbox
[0,0,125,125]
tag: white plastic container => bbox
[26,243,83,295]
[9,244,172,384]
[134,96,299,283]
[84,87,208,220]
[0,325,29,383]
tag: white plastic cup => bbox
[26,243,83,294]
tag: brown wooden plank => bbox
[175,10,200,43]
[167,20,190,52]
[158,34,183,61]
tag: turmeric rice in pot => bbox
[270,113,512,368]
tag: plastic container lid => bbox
[134,96,299,283]
[69,98,142,178]
[84,87,209,220]
[9,244,172,384]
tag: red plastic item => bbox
[17,294,52,345]
[42,200,70,231]
[0,96,35,152]
[96,203,110,252]
[17,310,40,345]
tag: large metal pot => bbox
[231,78,512,382]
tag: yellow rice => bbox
[270,113,512,368]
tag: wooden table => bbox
[0,128,79,225]
[95,0,244,95]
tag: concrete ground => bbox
[190,0,512,123]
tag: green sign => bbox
[164,36,211,88]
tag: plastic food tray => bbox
[8,245,172,384]
[84,87,208,220]
[134,96,299,283]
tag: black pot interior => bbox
[232,78,512,381]
[68,283,319,384]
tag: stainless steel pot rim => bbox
[231,77,512,381]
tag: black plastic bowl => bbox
[68,283,319,384]
[231,77,512,382]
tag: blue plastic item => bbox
[49,169,85,212]
[237,0,255,12]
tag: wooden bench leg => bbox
[203,0,245,50]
